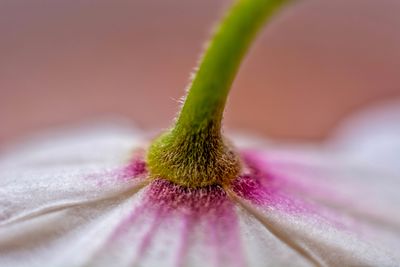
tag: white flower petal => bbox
[236,149,400,266]
[0,106,399,267]
[0,124,147,267]
[331,101,400,173]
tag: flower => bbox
[2,0,399,266]
[1,102,399,267]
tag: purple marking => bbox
[232,158,312,214]
[174,215,193,267]
[85,155,148,185]
[98,148,352,265]
[235,150,349,229]
[117,158,147,181]
[107,179,245,267]
[131,208,163,266]
[241,149,340,201]
[147,179,245,267]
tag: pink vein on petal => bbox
[101,179,245,267]
[242,149,340,201]
[117,157,147,181]
[232,150,349,230]
[130,209,163,266]
[232,155,312,214]
[85,154,148,186]
[108,203,147,242]
[175,215,193,267]
[145,179,246,267]
[242,150,400,234]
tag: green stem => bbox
[147,0,292,188]
[177,0,290,132]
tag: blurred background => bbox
[1,0,400,148]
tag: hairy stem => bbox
[147,0,292,187]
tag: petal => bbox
[86,180,245,267]
[1,104,400,267]
[331,101,400,173]
[0,123,148,266]
[227,104,400,266]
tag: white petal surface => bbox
[0,124,148,267]
[331,101,400,173]
[0,104,399,267]
[237,149,400,266]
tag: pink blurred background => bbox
[1,0,400,148]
